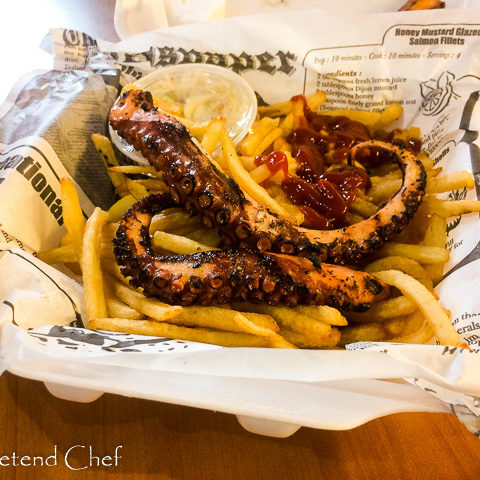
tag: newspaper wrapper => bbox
[1,8,480,434]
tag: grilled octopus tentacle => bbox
[109,90,427,264]
[113,193,389,310]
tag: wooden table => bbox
[1,1,479,478]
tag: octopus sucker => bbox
[113,193,390,310]
[109,90,427,265]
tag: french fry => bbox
[89,318,285,348]
[417,152,434,170]
[249,163,272,184]
[401,309,425,336]
[375,242,449,264]
[239,156,257,172]
[345,212,365,225]
[279,327,340,348]
[232,303,332,340]
[185,228,221,247]
[238,117,279,156]
[349,196,378,217]
[291,96,308,129]
[153,231,218,254]
[82,208,110,323]
[423,196,480,217]
[126,178,148,200]
[108,195,137,222]
[113,281,182,321]
[373,270,461,346]
[220,129,289,217]
[272,137,292,153]
[368,179,402,205]
[150,209,200,233]
[91,133,125,188]
[426,171,474,194]
[59,178,86,263]
[201,118,226,155]
[422,214,447,285]
[258,100,292,117]
[37,244,77,265]
[347,296,417,323]
[306,91,327,112]
[321,109,382,129]
[292,305,348,326]
[374,103,404,130]
[134,178,168,192]
[339,323,387,347]
[384,316,409,337]
[370,169,402,185]
[172,306,276,336]
[101,259,131,286]
[279,113,293,136]
[365,256,433,291]
[390,311,434,344]
[392,203,430,244]
[240,312,279,332]
[252,127,283,157]
[103,277,143,320]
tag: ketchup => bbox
[254,95,421,230]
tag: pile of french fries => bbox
[37,89,480,349]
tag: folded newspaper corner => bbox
[1,8,480,434]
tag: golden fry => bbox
[125,178,148,200]
[258,100,292,117]
[347,296,416,323]
[238,117,279,156]
[150,209,201,233]
[89,317,284,348]
[375,242,449,264]
[59,178,86,263]
[91,133,125,188]
[339,323,387,347]
[233,303,332,340]
[390,311,434,344]
[349,196,378,217]
[113,280,182,321]
[384,316,408,337]
[292,305,348,326]
[422,214,447,285]
[103,277,143,320]
[220,129,289,218]
[201,118,226,155]
[82,207,110,323]
[166,306,275,336]
[37,244,77,265]
[108,195,137,222]
[306,91,327,112]
[185,228,221,247]
[365,256,433,291]
[374,103,404,130]
[368,179,402,205]
[279,327,340,349]
[426,171,474,194]
[252,127,283,157]
[153,231,218,254]
[373,270,461,346]
[423,196,480,217]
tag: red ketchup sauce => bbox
[254,95,375,229]
[255,95,422,229]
